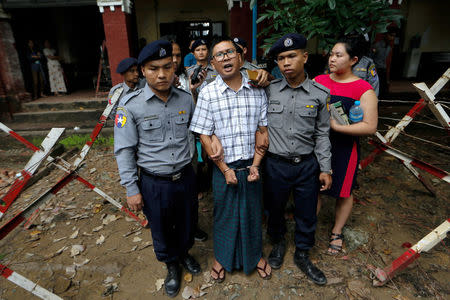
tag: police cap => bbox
[138,40,172,65]
[190,39,208,52]
[268,33,307,57]
[232,37,247,48]
[116,57,138,74]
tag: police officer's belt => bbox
[140,165,189,181]
[266,152,313,164]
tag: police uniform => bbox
[114,41,197,264]
[186,63,217,91]
[264,34,332,251]
[353,56,379,96]
[108,57,140,119]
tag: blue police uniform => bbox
[114,41,197,264]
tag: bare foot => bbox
[256,258,271,279]
[210,260,225,281]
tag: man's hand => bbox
[224,169,238,185]
[255,69,270,87]
[255,130,269,156]
[319,173,332,191]
[210,135,224,161]
[127,193,144,211]
[247,166,260,182]
[189,69,207,92]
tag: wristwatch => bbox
[322,170,333,175]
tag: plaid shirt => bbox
[190,73,268,164]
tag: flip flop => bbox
[256,260,272,280]
[210,266,225,283]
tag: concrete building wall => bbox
[134,0,229,42]
[403,0,450,52]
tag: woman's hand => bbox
[247,166,260,182]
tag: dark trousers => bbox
[31,69,45,99]
[140,165,197,263]
[264,154,320,250]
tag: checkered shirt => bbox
[190,72,268,164]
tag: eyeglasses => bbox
[213,49,237,62]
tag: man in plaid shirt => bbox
[190,37,271,282]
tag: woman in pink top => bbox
[315,37,378,255]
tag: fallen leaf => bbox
[200,283,212,290]
[89,168,96,174]
[30,230,41,236]
[46,246,67,259]
[96,235,105,245]
[155,278,164,291]
[53,237,67,243]
[70,230,79,239]
[132,237,142,243]
[103,214,120,225]
[93,225,103,232]
[182,286,195,299]
[66,265,76,278]
[327,277,344,285]
[184,273,193,282]
[103,276,114,285]
[383,249,392,255]
[139,241,153,250]
[70,244,85,257]
[93,204,103,213]
[102,283,119,297]
[74,258,90,267]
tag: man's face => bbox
[123,65,139,85]
[276,49,308,81]
[193,45,208,61]
[141,57,175,93]
[211,41,242,81]
[172,43,182,71]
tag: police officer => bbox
[186,39,218,97]
[232,37,272,87]
[107,57,140,119]
[353,56,379,96]
[114,40,200,297]
[264,33,332,285]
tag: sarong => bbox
[212,159,262,274]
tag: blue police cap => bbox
[138,40,172,65]
[116,57,138,74]
[190,39,208,52]
[268,33,307,57]
[232,37,247,48]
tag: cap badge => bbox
[233,38,239,43]
[284,38,293,47]
[201,39,205,44]
[159,48,166,57]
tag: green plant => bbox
[250,0,402,53]
[58,134,114,149]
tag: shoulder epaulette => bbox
[121,89,143,105]
[109,83,123,94]
[270,78,282,84]
[311,80,330,94]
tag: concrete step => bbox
[11,109,104,124]
[22,99,107,112]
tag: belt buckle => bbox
[293,157,301,164]
[171,172,181,181]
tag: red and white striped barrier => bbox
[0,126,64,219]
[0,264,62,299]
[370,218,450,286]
[360,68,450,170]
[369,139,450,183]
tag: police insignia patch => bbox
[369,65,377,77]
[284,38,293,47]
[115,107,127,128]
[159,48,166,57]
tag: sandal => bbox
[328,232,344,255]
[256,259,272,280]
[211,266,225,283]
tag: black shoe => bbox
[181,254,201,274]
[194,227,208,242]
[268,239,286,269]
[293,250,327,285]
[164,262,181,297]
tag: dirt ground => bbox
[0,105,449,300]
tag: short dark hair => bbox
[209,36,243,60]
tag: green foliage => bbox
[250,0,402,54]
[58,134,114,148]
[31,134,114,149]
